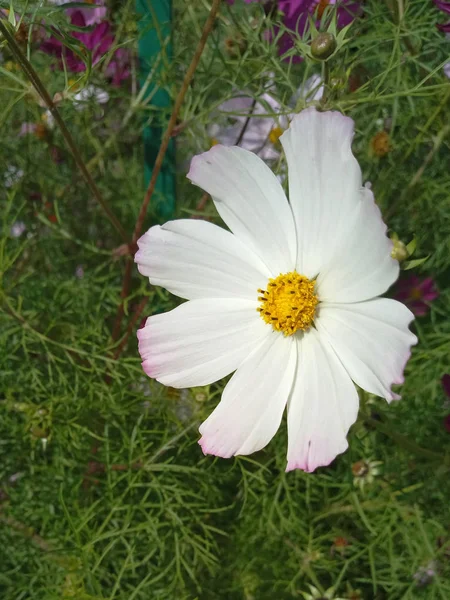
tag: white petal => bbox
[280,108,362,277]
[138,298,268,388]
[135,219,270,300]
[315,299,417,401]
[187,145,296,275]
[199,332,297,458]
[286,328,359,472]
[316,187,399,303]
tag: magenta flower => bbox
[395,275,439,316]
[105,47,131,87]
[443,374,450,398]
[41,10,113,72]
[442,375,450,432]
[66,0,107,27]
[271,0,362,62]
[40,10,130,86]
[434,0,450,31]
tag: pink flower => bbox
[442,374,450,398]
[227,0,362,55]
[19,123,37,136]
[444,415,450,433]
[434,0,450,31]
[105,47,131,87]
[66,0,107,26]
[395,275,439,316]
[41,10,113,71]
[271,0,362,62]
[40,10,130,85]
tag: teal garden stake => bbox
[136,0,175,219]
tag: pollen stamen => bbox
[257,271,318,335]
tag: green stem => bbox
[320,61,331,107]
[0,19,128,242]
[366,417,450,465]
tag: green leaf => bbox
[402,256,429,270]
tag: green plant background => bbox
[0,1,449,598]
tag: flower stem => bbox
[131,0,223,247]
[111,0,223,345]
[320,61,331,107]
[366,417,450,465]
[0,19,128,242]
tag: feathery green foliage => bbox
[0,1,449,598]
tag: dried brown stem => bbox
[111,0,222,344]
[0,20,128,242]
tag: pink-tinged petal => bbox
[280,108,363,277]
[442,374,450,398]
[135,219,270,301]
[187,145,296,276]
[67,2,107,27]
[138,298,268,388]
[317,187,399,303]
[286,328,359,472]
[199,331,297,458]
[316,298,417,402]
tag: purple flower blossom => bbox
[40,10,130,86]
[271,0,362,62]
[10,221,26,238]
[395,275,439,316]
[66,0,107,26]
[442,375,450,432]
[105,47,131,87]
[434,0,450,31]
[442,374,450,398]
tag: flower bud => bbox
[391,239,409,262]
[310,32,336,60]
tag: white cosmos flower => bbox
[208,76,323,161]
[135,108,417,472]
[73,85,110,110]
[208,92,288,161]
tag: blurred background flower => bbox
[395,275,439,316]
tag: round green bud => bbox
[391,239,409,262]
[310,32,337,60]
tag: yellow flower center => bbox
[269,126,284,145]
[257,271,318,336]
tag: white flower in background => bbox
[291,74,324,105]
[73,85,110,110]
[302,584,347,600]
[135,108,417,472]
[4,165,24,188]
[208,92,288,160]
[352,458,382,490]
[10,221,26,238]
[208,76,323,160]
[42,110,55,129]
[75,265,84,279]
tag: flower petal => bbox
[187,145,296,275]
[315,299,417,401]
[316,187,399,303]
[135,219,270,300]
[280,108,362,277]
[286,328,359,473]
[199,331,297,458]
[138,299,268,388]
